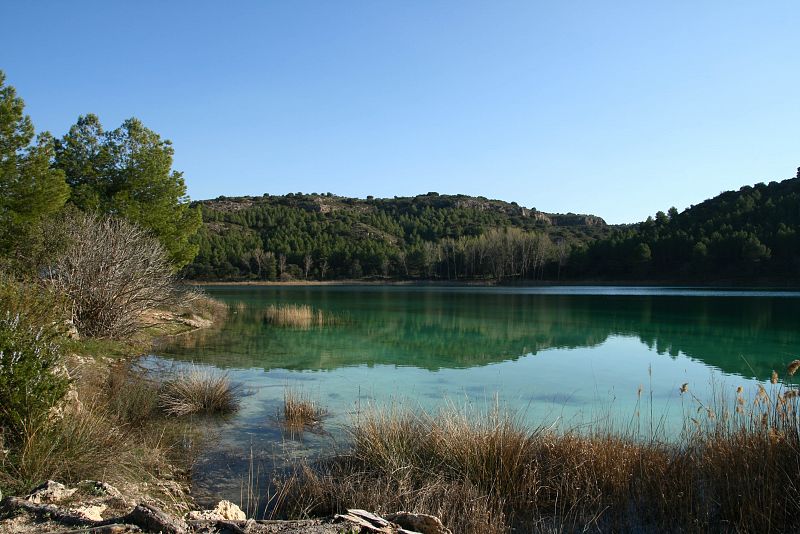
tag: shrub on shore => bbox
[0,363,201,498]
[46,213,175,339]
[159,367,240,417]
[272,382,800,533]
[0,313,69,436]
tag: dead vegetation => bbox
[159,367,240,417]
[263,304,335,329]
[271,372,800,533]
[280,388,328,434]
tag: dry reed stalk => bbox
[271,378,800,533]
[282,388,327,432]
[263,304,331,329]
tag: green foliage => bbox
[0,272,67,329]
[572,169,800,281]
[0,313,69,435]
[54,114,202,269]
[184,193,609,280]
[0,71,69,255]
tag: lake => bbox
[148,284,800,507]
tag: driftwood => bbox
[127,503,189,534]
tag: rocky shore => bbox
[0,480,451,534]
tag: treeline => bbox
[186,170,800,283]
[185,193,606,280]
[572,171,800,282]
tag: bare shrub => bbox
[46,214,175,339]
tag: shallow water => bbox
[147,285,800,507]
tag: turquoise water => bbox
[147,285,800,506]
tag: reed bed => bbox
[159,367,240,416]
[263,304,333,329]
[270,367,800,533]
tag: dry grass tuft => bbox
[281,388,328,433]
[263,304,333,329]
[159,368,240,416]
[271,380,800,533]
[0,364,201,499]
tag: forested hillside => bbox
[185,168,800,283]
[572,169,800,281]
[183,193,609,280]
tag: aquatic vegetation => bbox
[159,367,240,416]
[271,374,800,533]
[281,387,328,433]
[263,304,334,329]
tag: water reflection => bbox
[161,286,800,382]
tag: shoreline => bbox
[185,278,800,290]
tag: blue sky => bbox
[2,1,798,223]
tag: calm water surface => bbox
[148,285,800,506]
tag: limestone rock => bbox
[186,499,245,521]
[73,503,107,521]
[386,511,453,534]
[25,480,77,504]
[65,320,80,340]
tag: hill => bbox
[183,168,800,283]
[183,192,610,280]
[571,168,800,281]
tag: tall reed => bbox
[263,304,332,329]
[271,372,800,533]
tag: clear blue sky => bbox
[2,1,798,223]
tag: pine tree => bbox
[0,71,69,254]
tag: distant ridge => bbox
[185,192,610,280]
[185,168,800,284]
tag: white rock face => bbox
[26,480,77,504]
[73,503,107,521]
[186,499,246,521]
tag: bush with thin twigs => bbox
[281,388,328,433]
[272,370,800,533]
[45,213,175,339]
[264,304,332,329]
[159,368,240,416]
